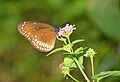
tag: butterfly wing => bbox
[17,21,56,52]
[31,29,56,52]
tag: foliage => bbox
[92,71,120,82]
[47,24,120,82]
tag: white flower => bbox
[57,24,76,37]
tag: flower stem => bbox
[66,36,90,82]
[97,79,100,82]
[64,40,67,45]
[67,73,79,82]
[90,56,95,82]
[73,57,90,82]
[66,36,73,52]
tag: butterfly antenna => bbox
[60,20,68,26]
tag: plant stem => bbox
[73,57,90,82]
[64,40,67,45]
[66,36,73,52]
[57,37,67,45]
[62,38,67,45]
[66,36,90,82]
[90,56,95,82]
[96,79,100,82]
[67,73,79,82]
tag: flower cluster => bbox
[57,24,76,38]
[84,48,96,57]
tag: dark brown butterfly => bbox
[17,21,58,52]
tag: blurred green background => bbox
[0,0,120,82]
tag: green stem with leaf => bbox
[66,36,90,82]
[66,36,73,52]
[73,57,90,82]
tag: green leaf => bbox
[63,44,71,52]
[46,48,63,57]
[92,71,120,81]
[64,55,77,68]
[64,55,84,69]
[63,47,84,55]
[78,56,84,69]
[72,39,84,45]
[75,47,84,53]
[63,52,82,55]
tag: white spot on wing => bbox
[37,46,39,49]
[28,32,30,35]
[28,38,31,40]
[35,39,37,42]
[34,22,36,24]
[37,41,39,44]
[21,27,23,29]
[35,35,37,38]
[21,22,26,26]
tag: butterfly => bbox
[17,21,58,52]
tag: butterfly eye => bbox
[17,21,57,52]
